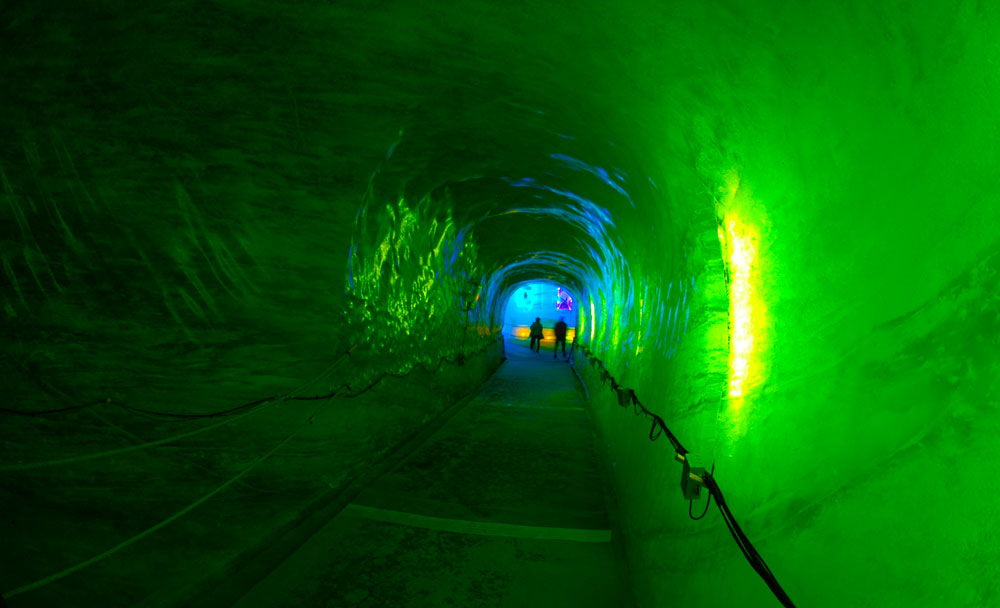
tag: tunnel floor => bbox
[232,341,633,608]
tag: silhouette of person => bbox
[529,317,544,353]
[553,317,568,359]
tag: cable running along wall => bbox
[576,342,796,608]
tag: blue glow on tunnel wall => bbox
[503,281,577,339]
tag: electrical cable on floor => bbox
[576,343,796,608]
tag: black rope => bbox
[341,373,389,399]
[689,491,713,520]
[689,462,716,520]
[118,396,278,419]
[297,334,501,401]
[705,474,796,607]
[648,417,664,442]
[288,386,349,401]
[631,392,689,456]
[2,347,357,419]
[2,335,504,418]
[0,399,108,416]
[578,343,795,608]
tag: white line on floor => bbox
[488,403,585,411]
[344,504,611,543]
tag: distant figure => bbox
[553,317,568,359]
[529,317,544,353]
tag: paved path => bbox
[234,341,633,608]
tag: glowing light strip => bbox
[727,220,756,397]
[589,298,596,342]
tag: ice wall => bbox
[575,2,1000,606]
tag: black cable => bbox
[294,359,426,403]
[648,416,664,441]
[118,396,278,418]
[705,474,796,607]
[297,335,499,401]
[632,393,689,456]
[689,463,716,520]
[689,492,713,520]
[2,336,502,418]
[341,372,389,399]
[342,336,501,399]
[3,347,356,419]
[289,387,350,401]
[581,345,795,608]
[0,399,108,416]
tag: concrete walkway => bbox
[233,340,633,607]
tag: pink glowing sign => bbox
[556,288,573,311]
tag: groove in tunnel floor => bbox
[343,503,611,543]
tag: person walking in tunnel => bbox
[553,317,568,359]
[529,317,544,353]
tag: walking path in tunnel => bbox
[233,340,634,608]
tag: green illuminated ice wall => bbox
[3,0,1000,606]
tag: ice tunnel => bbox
[3,1,1000,606]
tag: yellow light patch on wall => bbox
[713,168,771,445]
[725,218,758,398]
